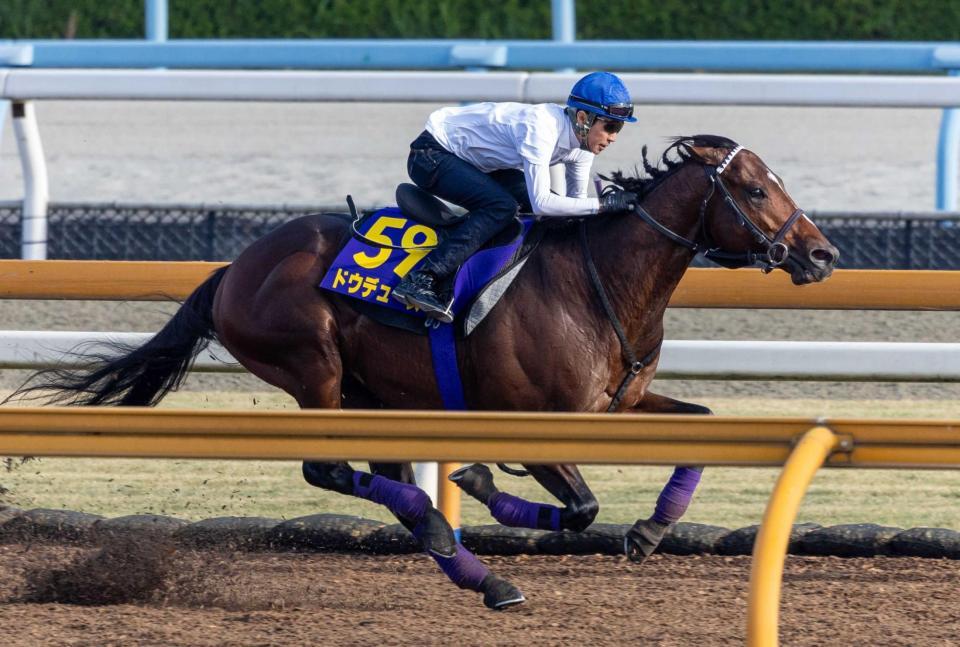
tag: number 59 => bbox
[352,216,438,277]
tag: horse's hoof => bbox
[416,508,457,557]
[449,463,496,504]
[480,575,526,610]
[623,518,671,564]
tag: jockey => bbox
[392,70,639,323]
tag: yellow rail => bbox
[5,407,960,467]
[0,260,227,300]
[747,426,841,647]
[671,268,960,310]
[0,260,958,310]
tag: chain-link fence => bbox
[1,202,959,269]
[0,202,319,262]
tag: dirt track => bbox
[1,543,958,646]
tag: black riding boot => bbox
[392,270,454,323]
[393,201,517,323]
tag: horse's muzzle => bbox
[787,242,839,285]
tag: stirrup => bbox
[418,299,454,325]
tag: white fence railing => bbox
[5,331,959,382]
[5,69,960,106]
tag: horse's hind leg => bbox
[623,391,709,563]
[451,463,598,532]
[300,377,524,610]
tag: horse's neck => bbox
[586,164,706,351]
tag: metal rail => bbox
[747,426,843,647]
[7,332,960,383]
[14,40,960,73]
[2,408,960,467]
[6,69,960,107]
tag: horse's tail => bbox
[9,266,230,407]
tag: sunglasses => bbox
[599,119,624,134]
[570,95,635,119]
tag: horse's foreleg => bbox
[451,463,598,532]
[623,391,710,563]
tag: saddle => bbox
[319,184,542,337]
[395,183,464,228]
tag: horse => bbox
[12,134,838,610]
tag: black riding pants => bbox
[407,130,531,278]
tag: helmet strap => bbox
[566,107,595,151]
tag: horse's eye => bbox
[748,187,765,199]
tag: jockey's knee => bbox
[562,497,600,532]
[482,194,520,227]
[487,196,520,225]
[302,461,355,495]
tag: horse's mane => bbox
[606,134,740,200]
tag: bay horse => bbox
[13,135,837,610]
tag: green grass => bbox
[4,393,960,530]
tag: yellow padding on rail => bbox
[0,261,958,309]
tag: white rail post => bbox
[12,102,49,260]
[414,462,439,505]
[0,44,34,178]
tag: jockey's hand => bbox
[598,188,638,214]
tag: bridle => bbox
[629,145,806,273]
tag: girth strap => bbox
[579,221,662,413]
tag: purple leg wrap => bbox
[352,472,430,523]
[489,492,562,531]
[652,467,702,525]
[429,544,490,591]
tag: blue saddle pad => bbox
[319,207,533,321]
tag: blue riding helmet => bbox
[567,71,637,123]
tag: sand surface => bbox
[2,544,959,646]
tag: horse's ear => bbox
[683,143,727,166]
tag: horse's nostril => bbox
[810,247,837,266]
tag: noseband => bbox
[631,145,806,272]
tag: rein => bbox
[579,221,662,413]
[630,145,806,273]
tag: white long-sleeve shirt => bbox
[425,102,600,217]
